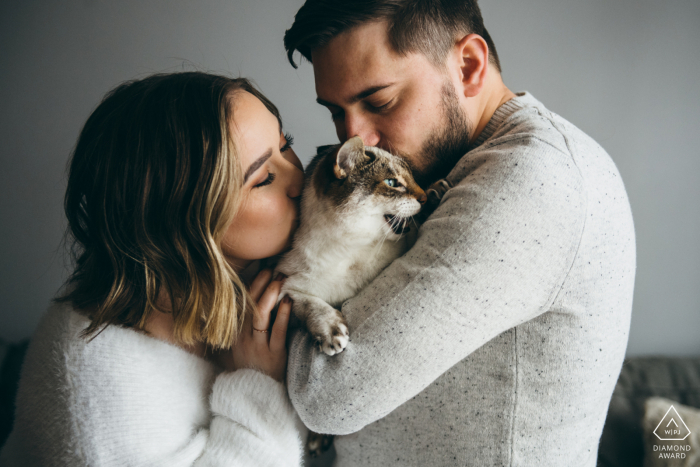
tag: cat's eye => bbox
[384,179,398,188]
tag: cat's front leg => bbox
[285,291,349,356]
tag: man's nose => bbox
[344,114,380,147]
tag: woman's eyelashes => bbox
[253,134,293,189]
[254,172,276,188]
[281,132,294,152]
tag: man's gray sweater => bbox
[287,92,635,466]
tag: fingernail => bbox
[275,273,286,282]
[282,295,291,304]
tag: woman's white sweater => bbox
[0,302,305,466]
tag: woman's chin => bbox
[263,229,298,263]
[281,233,295,253]
[284,218,300,249]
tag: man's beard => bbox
[412,80,473,187]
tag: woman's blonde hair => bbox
[57,72,283,349]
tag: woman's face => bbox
[222,91,304,270]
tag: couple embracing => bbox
[0,0,635,466]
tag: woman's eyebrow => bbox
[244,149,273,183]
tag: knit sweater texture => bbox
[0,302,305,466]
[287,92,636,466]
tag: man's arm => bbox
[287,137,586,435]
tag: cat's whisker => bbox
[370,215,398,259]
[372,221,392,258]
[391,215,407,240]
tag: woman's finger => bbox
[252,276,284,341]
[249,269,273,302]
[270,296,291,354]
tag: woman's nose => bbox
[283,145,304,172]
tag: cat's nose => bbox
[417,192,427,205]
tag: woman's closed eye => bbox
[254,172,276,188]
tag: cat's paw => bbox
[320,324,349,356]
[415,178,453,224]
[310,311,350,356]
[426,178,452,205]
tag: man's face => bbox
[312,21,472,186]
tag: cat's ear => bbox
[334,136,369,179]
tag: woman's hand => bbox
[228,269,292,382]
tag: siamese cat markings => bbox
[276,136,426,356]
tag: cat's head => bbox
[311,136,426,238]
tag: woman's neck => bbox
[142,258,262,361]
[144,304,208,360]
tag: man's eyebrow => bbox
[243,149,273,183]
[316,83,395,107]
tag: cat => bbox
[275,136,427,356]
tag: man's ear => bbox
[334,136,368,179]
[454,33,490,98]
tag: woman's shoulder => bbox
[30,301,218,383]
[8,301,219,464]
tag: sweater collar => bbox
[472,91,540,148]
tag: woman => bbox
[0,72,307,466]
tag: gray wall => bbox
[1,0,698,356]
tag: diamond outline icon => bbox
[653,405,691,441]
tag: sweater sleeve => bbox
[192,369,303,467]
[286,137,587,435]
[0,303,304,467]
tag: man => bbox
[283,1,635,465]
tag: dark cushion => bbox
[598,357,700,467]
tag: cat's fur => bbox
[276,136,426,356]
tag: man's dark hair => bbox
[284,0,501,72]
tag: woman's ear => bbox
[453,33,490,99]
